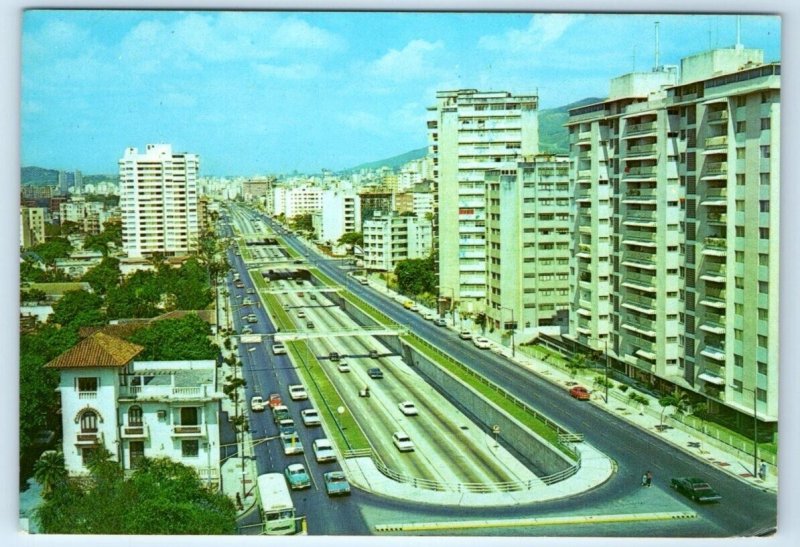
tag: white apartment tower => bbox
[20,206,46,249]
[119,144,199,259]
[363,214,432,272]
[428,90,539,313]
[567,46,779,433]
[485,156,572,338]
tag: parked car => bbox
[289,384,308,401]
[312,438,337,463]
[569,386,591,400]
[301,408,321,427]
[423,312,436,321]
[250,395,266,412]
[403,301,414,310]
[392,432,415,452]
[323,471,351,496]
[473,336,491,349]
[367,367,384,379]
[670,477,722,503]
[283,463,311,490]
[434,318,447,327]
[358,277,369,285]
[398,401,418,416]
[272,342,287,355]
[459,330,472,340]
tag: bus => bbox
[257,473,298,535]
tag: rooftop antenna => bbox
[654,21,660,71]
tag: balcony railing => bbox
[76,432,104,445]
[704,135,728,149]
[626,144,657,157]
[626,122,657,135]
[704,162,728,176]
[707,110,729,123]
[171,424,207,438]
[623,250,656,266]
[78,391,98,400]
[121,424,150,439]
[703,237,727,249]
[706,212,728,224]
[625,166,657,177]
[623,293,657,309]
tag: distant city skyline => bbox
[21,11,780,175]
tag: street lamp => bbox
[500,306,516,358]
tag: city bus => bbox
[257,473,298,535]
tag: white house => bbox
[46,332,223,485]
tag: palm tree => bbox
[33,450,67,498]
[659,389,690,427]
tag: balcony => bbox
[171,424,208,438]
[700,345,726,362]
[621,317,656,337]
[626,144,657,158]
[706,212,728,224]
[625,122,657,136]
[624,166,657,179]
[623,211,657,226]
[699,294,726,309]
[622,250,656,267]
[76,432,104,446]
[699,320,726,335]
[704,135,728,150]
[576,169,592,180]
[707,110,729,123]
[622,232,657,246]
[119,385,214,401]
[702,162,728,178]
[78,391,98,401]
[121,424,150,439]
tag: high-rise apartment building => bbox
[566,46,779,432]
[428,90,539,313]
[20,206,46,248]
[485,156,572,338]
[272,184,323,219]
[363,214,432,272]
[312,189,361,244]
[119,144,199,259]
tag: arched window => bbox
[128,406,143,426]
[80,411,98,433]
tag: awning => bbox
[698,372,725,385]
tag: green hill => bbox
[345,146,429,173]
[539,97,604,154]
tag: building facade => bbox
[312,189,360,244]
[428,89,539,313]
[362,214,432,271]
[20,206,46,248]
[566,46,779,431]
[119,144,200,259]
[46,332,222,483]
[485,156,572,338]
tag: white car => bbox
[289,384,308,401]
[250,396,266,412]
[392,432,414,452]
[398,401,418,416]
[337,362,351,373]
[423,312,436,321]
[459,330,472,340]
[297,310,307,319]
[473,336,491,349]
[272,342,287,355]
[312,438,337,463]
[301,408,321,427]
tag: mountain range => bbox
[21,97,603,183]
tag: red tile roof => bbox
[44,332,144,369]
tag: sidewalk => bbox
[365,277,778,494]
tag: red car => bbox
[268,393,283,408]
[569,386,591,400]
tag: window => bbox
[761,145,771,159]
[736,121,746,133]
[758,308,768,321]
[758,335,768,348]
[759,227,769,239]
[760,200,770,213]
[80,410,98,433]
[758,361,768,375]
[736,226,745,237]
[736,96,746,107]
[180,407,199,426]
[761,118,771,130]
[77,377,98,392]
[736,174,745,186]
[759,281,768,294]
[182,440,199,458]
[759,254,769,266]
[736,147,746,160]
[128,406,143,427]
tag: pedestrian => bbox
[641,472,648,487]
[759,461,767,480]
[646,470,653,487]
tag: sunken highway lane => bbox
[264,215,777,537]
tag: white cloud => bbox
[338,111,385,135]
[367,39,444,81]
[272,17,345,51]
[479,14,583,53]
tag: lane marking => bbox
[374,511,698,532]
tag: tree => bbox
[33,451,67,499]
[30,237,72,265]
[35,457,236,534]
[290,213,314,232]
[83,220,122,255]
[49,290,105,330]
[659,389,690,427]
[394,255,437,296]
[566,351,587,378]
[337,231,363,248]
[129,315,218,361]
[81,256,120,295]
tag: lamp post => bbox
[501,306,516,358]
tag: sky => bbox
[21,10,780,176]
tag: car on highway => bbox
[473,336,491,349]
[301,408,321,427]
[569,386,591,400]
[310,294,317,301]
[250,395,266,412]
[272,342,287,355]
[368,349,379,359]
[289,384,308,401]
[247,288,255,294]
[297,310,306,319]
[283,463,311,490]
[670,477,722,503]
[403,301,414,310]
[278,418,296,436]
[241,326,254,335]
[242,298,253,306]
[306,320,315,329]
[323,471,351,496]
[434,317,447,327]
[272,405,290,423]
[234,280,245,288]
[337,362,351,373]
[329,351,341,361]
[357,277,369,285]
[392,432,415,452]
[281,433,304,455]
[398,401,418,416]
[367,367,384,379]
[268,393,283,408]
[246,314,258,324]
[312,439,337,463]
[459,330,472,340]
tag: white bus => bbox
[257,473,297,535]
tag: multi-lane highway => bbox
[221,203,777,537]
